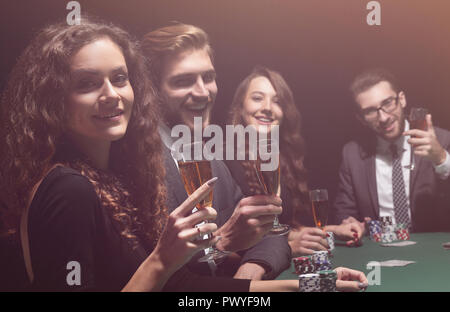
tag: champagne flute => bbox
[251,138,290,236]
[175,141,230,263]
[404,108,428,170]
[310,189,329,230]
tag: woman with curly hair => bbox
[227,66,363,257]
[0,18,226,291]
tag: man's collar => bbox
[358,120,409,159]
[158,122,175,151]
[375,120,409,155]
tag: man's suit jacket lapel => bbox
[359,138,424,221]
[408,125,440,203]
[409,152,424,217]
[162,145,188,211]
[209,160,241,227]
[210,161,224,225]
[360,144,380,219]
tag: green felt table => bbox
[277,232,450,291]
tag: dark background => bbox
[1,0,450,198]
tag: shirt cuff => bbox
[434,150,450,179]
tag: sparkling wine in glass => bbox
[178,160,213,210]
[252,139,290,236]
[310,189,329,230]
[405,108,428,170]
[176,141,230,263]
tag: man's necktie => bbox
[391,144,411,229]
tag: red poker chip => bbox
[395,229,410,241]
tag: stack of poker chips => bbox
[293,256,315,275]
[293,251,333,275]
[368,217,410,243]
[326,231,335,250]
[298,270,337,292]
[379,216,397,243]
[368,220,382,242]
[395,223,410,240]
[311,250,333,271]
[318,270,337,292]
[299,273,321,292]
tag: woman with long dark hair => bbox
[0,19,366,291]
[0,18,227,291]
[228,66,362,257]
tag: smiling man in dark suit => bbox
[141,23,290,280]
[334,68,450,241]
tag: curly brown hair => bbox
[0,18,167,250]
[229,66,310,226]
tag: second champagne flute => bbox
[252,138,290,236]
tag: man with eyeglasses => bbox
[333,68,450,243]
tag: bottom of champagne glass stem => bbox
[268,224,290,236]
[198,248,231,263]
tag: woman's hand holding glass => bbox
[288,227,329,256]
[153,178,220,271]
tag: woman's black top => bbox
[28,166,250,291]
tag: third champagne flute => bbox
[405,107,428,170]
[253,138,290,236]
[310,189,329,230]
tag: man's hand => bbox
[403,114,447,166]
[288,227,328,256]
[213,195,282,252]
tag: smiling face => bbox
[159,47,217,131]
[355,81,406,142]
[241,76,284,133]
[66,38,134,147]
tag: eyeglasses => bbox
[360,94,400,121]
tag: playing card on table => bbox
[380,241,416,247]
[367,260,416,267]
